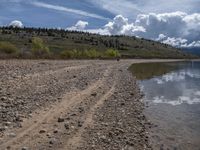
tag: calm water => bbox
[129,61,200,150]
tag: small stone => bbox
[121,102,125,106]
[21,147,28,150]
[0,127,6,131]
[78,121,82,127]
[39,129,46,134]
[8,132,16,137]
[57,117,64,122]
[91,93,97,97]
[49,138,56,145]
[64,123,69,129]
[1,97,6,101]
[53,129,58,133]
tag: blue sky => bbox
[0,0,114,28]
[1,0,199,28]
[1,0,200,48]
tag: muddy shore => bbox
[0,59,182,150]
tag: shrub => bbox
[60,50,73,58]
[31,37,50,56]
[0,41,18,54]
[82,49,100,58]
[104,49,121,58]
[60,49,100,59]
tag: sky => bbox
[1,0,200,48]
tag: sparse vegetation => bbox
[105,49,120,58]
[0,41,18,54]
[0,26,197,59]
[0,41,19,58]
[31,37,50,57]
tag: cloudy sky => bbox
[1,0,200,48]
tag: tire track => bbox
[65,82,116,150]
[0,65,113,150]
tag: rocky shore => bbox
[0,59,178,150]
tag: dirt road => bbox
[0,59,181,150]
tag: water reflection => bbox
[129,61,200,149]
[129,61,200,105]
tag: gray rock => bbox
[39,129,46,134]
[64,123,69,129]
[21,147,28,150]
[57,117,64,122]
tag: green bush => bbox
[0,41,18,54]
[31,37,50,56]
[60,50,73,58]
[104,49,121,58]
[60,49,100,59]
[82,49,100,58]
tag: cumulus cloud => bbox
[67,12,200,48]
[134,12,200,47]
[9,20,23,28]
[67,20,89,31]
[104,15,145,35]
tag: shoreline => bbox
[0,59,185,149]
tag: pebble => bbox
[57,117,64,122]
[8,132,16,137]
[49,138,56,145]
[39,129,46,134]
[21,147,28,150]
[64,123,69,129]
[91,93,97,97]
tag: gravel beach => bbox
[0,59,180,150]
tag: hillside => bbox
[0,27,196,59]
[183,48,200,56]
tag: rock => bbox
[78,107,84,113]
[1,96,7,101]
[53,129,58,133]
[8,132,16,137]
[0,126,7,131]
[78,121,82,127]
[39,129,46,134]
[64,123,69,129]
[91,93,97,97]
[21,147,28,150]
[57,117,64,122]
[49,138,56,145]
[121,102,125,106]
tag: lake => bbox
[129,61,200,150]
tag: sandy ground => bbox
[0,59,183,150]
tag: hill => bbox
[0,27,196,59]
[183,48,200,56]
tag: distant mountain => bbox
[0,27,197,59]
[182,48,200,56]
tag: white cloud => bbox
[9,20,23,28]
[67,20,89,30]
[88,0,200,19]
[31,1,109,20]
[156,34,200,48]
[152,95,200,105]
[67,12,200,48]
[134,12,200,47]
[104,15,146,36]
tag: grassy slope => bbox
[0,27,196,59]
